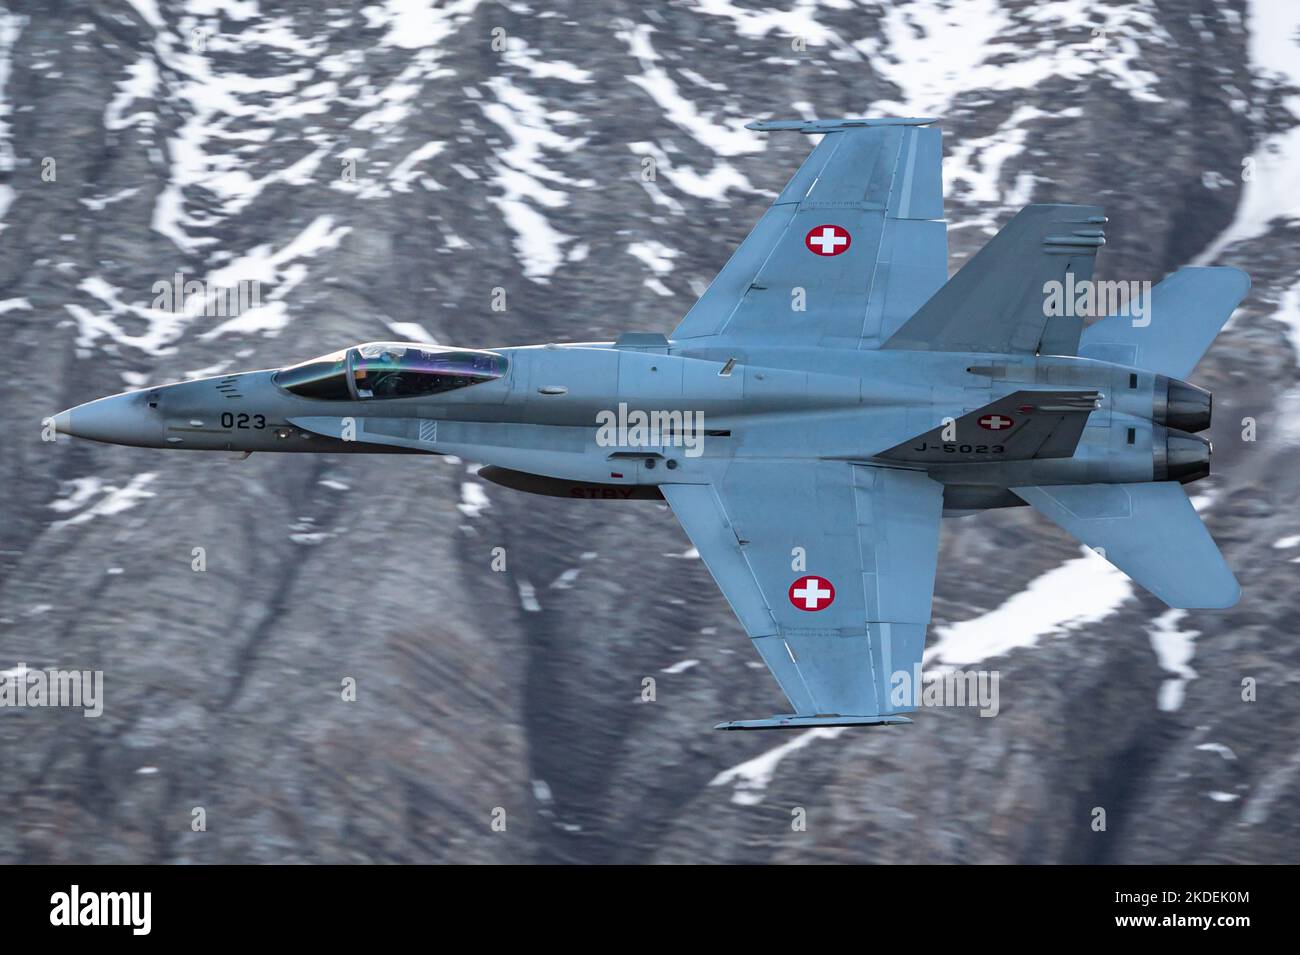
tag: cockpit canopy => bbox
[273,342,507,401]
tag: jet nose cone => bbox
[54,392,164,447]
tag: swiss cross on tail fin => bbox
[877,389,1101,463]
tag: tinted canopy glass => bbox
[274,344,507,401]
[350,342,506,399]
[272,348,351,400]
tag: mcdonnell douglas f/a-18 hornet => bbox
[56,118,1248,730]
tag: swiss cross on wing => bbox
[789,575,835,611]
[804,225,852,257]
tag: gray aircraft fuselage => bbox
[50,114,1243,730]
[53,339,1211,513]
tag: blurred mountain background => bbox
[1,0,1298,863]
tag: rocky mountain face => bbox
[0,0,1297,864]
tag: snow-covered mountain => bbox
[1,0,1298,863]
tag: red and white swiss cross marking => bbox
[789,575,835,611]
[805,224,852,256]
[978,414,1015,431]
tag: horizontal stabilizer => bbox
[716,714,913,731]
[1078,267,1250,378]
[878,389,1100,463]
[883,204,1107,355]
[1013,482,1240,609]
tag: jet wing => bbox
[670,118,947,350]
[661,461,944,729]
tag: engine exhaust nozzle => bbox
[1155,375,1212,433]
[1154,425,1211,484]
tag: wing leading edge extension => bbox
[661,461,944,729]
[670,118,948,350]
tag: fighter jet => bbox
[55,117,1247,730]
